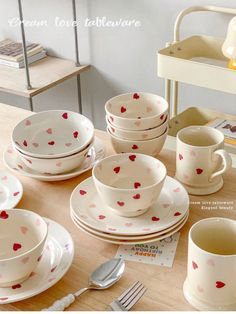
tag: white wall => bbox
[0,0,236,130]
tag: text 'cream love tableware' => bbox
[71,210,189,245]
[183,218,236,310]
[0,218,74,304]
[106,115,168,141]
[70,176,189,235]
[12,110,94,159]
[42,258,125,311]
[17,140,94,175]
[92,153,167,217]
[108,128,168,156]
[71,209,189,240]
[175,126,232,195]
[0,171,23,209]
[0,209,47,287]
[4,137,105,182]
[105,92,168,130]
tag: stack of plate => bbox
[70,175,189,245]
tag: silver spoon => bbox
[42,258,125,311]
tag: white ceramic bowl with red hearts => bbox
[106,115,168,141]
[0,209,47,287]
[12,110,94,159]
[92,153,167,217]
[105,92,168,131]
[108,127,168,156]
[16,140,94,175]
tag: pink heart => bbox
[197,285,204,293]
[35,218,41,226]
[56,162,62,167]
[62,112,68,119]
[162,204,170,208]
[192,261,198,270]
[142,133,148,139]
[20,226,28,234]
[173,187,180,193]
[46,128,52,134]
[125,223,133,227]
[109,116,114,122]
[117,201,125,207]
[143,228,151,231]
[51,266,57,273]
[146,106,152,113]
[32,142,39,148]
[13,191,20,197]
[23,140,28,147]
[21,257,30,264]
[108,228,117,231]
[7,149,13,154]
[1,176,7,181]
[190,151,196,157]
[160,114,165,120]
[111,127,115,133]
[134,121,141,127]
[179,154,183,160]
[89,203,96,208]
[0,297,8,301]
[48,277,56,283]
[207,259,215,267]
[98,215,106,220]
[65,142,72,147]
[25,120,31,126]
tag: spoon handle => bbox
[41,288,89,311]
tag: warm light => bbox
[222,16,236,70]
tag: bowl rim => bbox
[105,92,169,122]
[0,209,48,262]
[107,127,169,143]
[11,110,95,159]
[92,152,167,192]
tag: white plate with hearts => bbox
[71,209,189,240]
[71,210,189,245]
[0,218,74,304]
[0,171,23,209]
[3,138,105,182]
[70,176,189,236]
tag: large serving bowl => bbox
[106,115,168,141]
[108,127,168,156]
[12,110,94,159]
[92,153,167,217]
[16,139,94,175]
[105,92,168,131]
[0,209,47,287]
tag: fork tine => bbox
[125,286,147,310]
[117,281,140,301]
[120,282,143,304]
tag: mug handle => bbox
[209,149,232,182]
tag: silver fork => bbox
[109,281,147,311]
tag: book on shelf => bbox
[206,118,236,148]
[0,50,47,68]
[0,38,43,62]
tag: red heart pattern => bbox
[192,261,198,270]
[62,112,68,119]
[79,190,87,196]
[23,140,28,147]
[196,168,203,175]
[152,216,160,222]
[13,243,22,251]
[132,144,138,150]
[13,191,20,197]
[113,166,120,174]
[0,297,8,301]
[134,182,141,189]
[110,116,114,122]
[12,284,21,289]
[98,215,106,220]
[117,201,125,207]
[133,193,140,200]
[129,155,136,162]
[216,281,225,289]
[121,106,126,113]
[51,266,57,273]
[48,141,55,146]
[133,93,140,100]
[174,212,181,216]
[160,114,165,120]
[25,120,31,126]
[0,210,8,219]
[46,128,52,134]
[179,154,183,160]
[73,131,79,139]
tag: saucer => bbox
[71,210,189,245]
[71,209,189,240]
[0,171,23,209]
[70,176,189,236]
[0,218,74,304]
[3,137,105,182]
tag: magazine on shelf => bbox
[206,118,236,148]
[0,50,47,68]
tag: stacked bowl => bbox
[11,110,94,175]
[105,92,169,156]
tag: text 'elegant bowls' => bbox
[12,110,94,159]
[0,209,48,287]
[105,92,168,130]
[108,127,168,156]
[16,140,94,175]
[92,153,167,217]
[106,115,168,141]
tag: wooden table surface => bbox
[0,103,235,311]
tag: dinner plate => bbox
[70,176,189,236]
[71,209,189,240]
[3,137,105,182]
[71,211,189,245]
[0,218,74,304]
[0,171,23,209]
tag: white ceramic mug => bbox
[175,126,232,195]
[183,217,236,310]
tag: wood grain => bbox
[0,103,235,311]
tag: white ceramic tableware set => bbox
[70,153,190,245]
[105,92,169,156]
[10,110,94,175]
